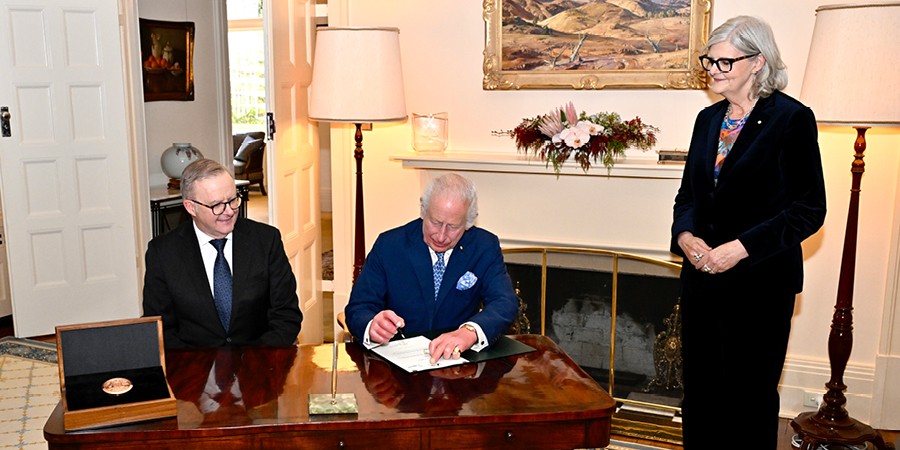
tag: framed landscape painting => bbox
[139,19,195,101]
[483,0,712,90]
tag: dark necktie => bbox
[210,238,232,331]
[433,252,446,301]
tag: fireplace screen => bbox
[503,248,684,444]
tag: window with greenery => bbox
[227,0,266,134]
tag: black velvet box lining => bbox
[64,366,170,411]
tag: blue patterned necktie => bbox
[433,252,446,301]
[210,238,232,331]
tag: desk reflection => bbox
[166,346,297,426]
[345,342,516,416]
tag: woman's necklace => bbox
[715,102,755,184]
[724,103,753,130]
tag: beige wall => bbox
[328,0,900,425]
[139,0,230,188]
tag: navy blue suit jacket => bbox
[143,218,302,348]
[345,219,518,345]
[671,90,826,293]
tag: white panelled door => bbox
[266,0,322,343]
[0,0,140,336]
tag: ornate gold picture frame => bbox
[483,0,712,90]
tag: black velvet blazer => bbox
[671,90,827,294]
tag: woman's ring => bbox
[702,264,711,273]
[693,253,703,262]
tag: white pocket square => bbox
[456,271,477,290]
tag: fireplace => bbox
[503,247,684,445]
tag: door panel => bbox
[266,0,322,343]
[0,0,140,336]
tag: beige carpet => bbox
[0,338,59,449]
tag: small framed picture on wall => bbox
[139,19,195,102]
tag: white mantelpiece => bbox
[392,151,684,180]
[391,151,685,262]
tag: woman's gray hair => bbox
[420,173,479,229]
[704,15,787,98]
[181,158,230,200]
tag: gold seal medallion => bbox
[101,377,133,395]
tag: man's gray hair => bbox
[420,173,479,229]
[180,158,232,200]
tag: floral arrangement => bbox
[495,102,659,174]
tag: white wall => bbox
[138,0,230,187]
[329,0,900,425]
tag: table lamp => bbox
[790,3,900,449]
[308,27,407,282]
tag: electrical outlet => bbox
[803,390,822,408]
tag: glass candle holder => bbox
[412,112,448,153]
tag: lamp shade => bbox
[800,2,900,126]
[308,27,407,123]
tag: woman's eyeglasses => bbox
[698,53,759,73]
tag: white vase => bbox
[161,143,203,180]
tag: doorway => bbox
[226,1,269,222]
[225,0,334,340]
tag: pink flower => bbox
[538,108,564,138]
[576,120,604,136]
[564,102,578,125]
[559,126,590,149]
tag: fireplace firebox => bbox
[503,247,684,445]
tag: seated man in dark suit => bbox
[346,173,518,363]
[143,159,302,348]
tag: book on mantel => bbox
[657,149,688,164]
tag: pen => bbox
[394,320,406,339]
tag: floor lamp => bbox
[791,3,900,449]
[308,27,407,282]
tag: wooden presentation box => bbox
[55,317,176,431]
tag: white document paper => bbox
[370,335,469,373]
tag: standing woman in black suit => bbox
[671,16,826,448]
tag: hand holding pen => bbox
[369,310,406,344]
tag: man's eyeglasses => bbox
[698,53,760,73]
[189,196,242,216]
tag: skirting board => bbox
[779,355,876,424]
[871,354,900,429]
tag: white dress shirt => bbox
[193,223,233,297]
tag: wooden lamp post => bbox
[790,3,900,449]
[309,27,407,282]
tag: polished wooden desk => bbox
[44,335,616,449]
